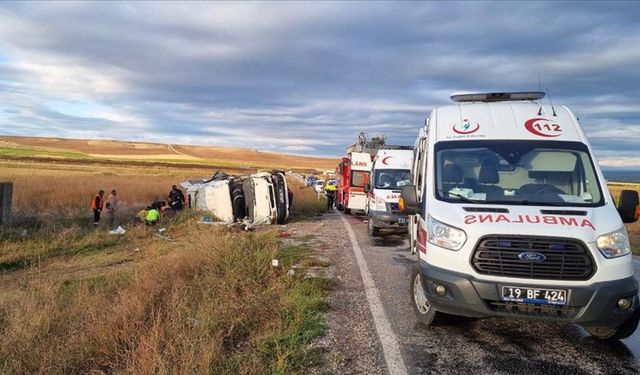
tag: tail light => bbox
[417,224,427,254]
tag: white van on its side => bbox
[364,148,413,236]
[400,92,640,340]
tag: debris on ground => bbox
[271,259,279,267]
[153,233,173,241]
[109,226,126,235]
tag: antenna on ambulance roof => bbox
[546,88,557,117]
[537,73,544,115]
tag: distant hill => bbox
[0,136,338,171]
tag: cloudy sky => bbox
[0,2,639,166]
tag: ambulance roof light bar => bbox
[450,91,545,103]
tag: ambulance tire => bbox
[411,266,444,327]
[584,305,640,340]
[367,215,380,236]
[344,208,351,215]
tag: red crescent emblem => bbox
[382,156,392,165]
[452,121,480,134]
[524,118,562,137]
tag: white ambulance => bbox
[364,148,413,236]
[400,92,640,340]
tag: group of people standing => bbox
[90,185,186,228]
[91,189,118,227]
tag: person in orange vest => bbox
[91,190,105,225]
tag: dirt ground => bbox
[283,212,386,374]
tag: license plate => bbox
[501,286,568,305]
[397,217,406,224]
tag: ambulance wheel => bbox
[411,266,442,326]
[584,305,640,340]
[344,208,351,215]
[367,215,380,236]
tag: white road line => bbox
[339,213,408,375]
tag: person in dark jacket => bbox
[91,190,105,225]
[168,185,186,210]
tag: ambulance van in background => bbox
[364,148,413,236]
[400,92,640,340]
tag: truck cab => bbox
[400,92,640,340]
[364,148,413,236]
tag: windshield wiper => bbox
[518,200,567,207]
[438,189,479,204]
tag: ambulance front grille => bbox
[471,236,595,281]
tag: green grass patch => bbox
[0,146,89,159]
[0,226,125,272]
[299,258,330,268]
[259,277,329,374]
[276,244,311,268]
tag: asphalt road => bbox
[341,213,640,375]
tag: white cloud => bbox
[283,145,314,151]
[0,2,638,162]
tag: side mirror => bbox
[618,190,639,223]
[399,184,421,215]
[363,183,371,193]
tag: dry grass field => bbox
[608,183,640,253]
[0,136,338,171]
[0,215,327,374]
[0,158,328,374]
[1,159,325,219]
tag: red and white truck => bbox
[336,133,385,214]
[336,152,373,214]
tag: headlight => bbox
[376,196,386,211]
[427,216,467,251]
[596,228,631,258]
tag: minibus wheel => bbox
[367,215,380,236]
[584,305,640,340]
[411,266,440,326]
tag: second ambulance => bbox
[364,148,413,236]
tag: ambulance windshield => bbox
[434,140,604,207]
[374,169,411,189]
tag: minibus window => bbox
[433,140,604,207]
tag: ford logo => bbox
[518,252,547,262]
